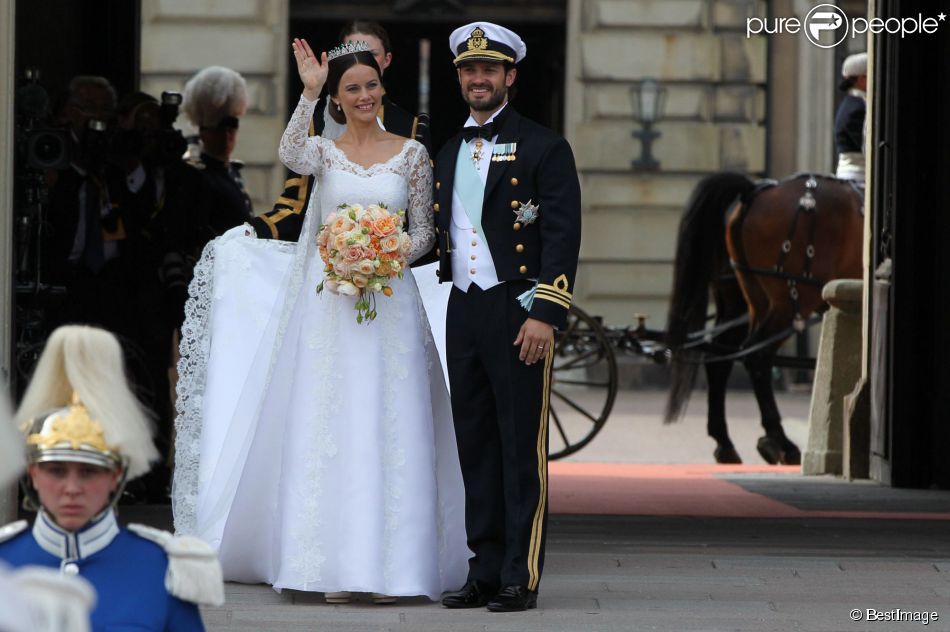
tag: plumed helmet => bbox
[16,325,159,479]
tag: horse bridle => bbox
[729,174,826,326]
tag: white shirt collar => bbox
[32,509,119,561]
[464,102,509,129]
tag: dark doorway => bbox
[12,0,142,398]
[870,0,950,489]
[289,2,567,152]
[15,0,140,110]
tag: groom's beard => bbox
[463,83,507,112]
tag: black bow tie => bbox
[462,123,495,141]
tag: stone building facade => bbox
[565,0,769,326]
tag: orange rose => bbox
[371,216,398,237]
[380,233,401,253]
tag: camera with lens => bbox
[108,90,187,168]
[16,69,71,171]
[76,90,187,170]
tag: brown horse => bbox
[664,172,863,464]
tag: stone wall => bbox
[566,0,768,326]
[0,0,16,525]
[140,0,290,214]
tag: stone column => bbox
[793,0,835,173]
[0,0,18,524]
[139,0,290,213]
[803,279,863,475]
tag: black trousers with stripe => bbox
[446,281,552,591]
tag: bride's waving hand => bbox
[292,38,328,101]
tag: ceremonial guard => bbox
[0,325,224,631]
[250,20,430,242]
[834,52,867,190]
[0,388,95,632]
[435,23,581,612]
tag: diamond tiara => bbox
[327,40,372,61]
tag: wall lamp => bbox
[630,78,667,171]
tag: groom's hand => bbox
[514,318,554,366]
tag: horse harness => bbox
[730,174,825,328]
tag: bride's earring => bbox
[336,102,342,112]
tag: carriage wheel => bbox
[549,305,618,459]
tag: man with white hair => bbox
[181,65,253,241]
[835,52,867,189]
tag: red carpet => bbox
[548,462,950,520]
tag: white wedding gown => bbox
[172,96,469,598]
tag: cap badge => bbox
[467,27,489,52]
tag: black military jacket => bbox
[250,94,429,242]
[432,107,581,328]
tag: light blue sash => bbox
[454,142,485,236]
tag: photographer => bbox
[43,78,179,500]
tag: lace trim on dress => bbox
[172,237,218,535]
[278,96,323,177]
[380,299,409,586]
[319,139,434,263]
[173,229,296,535]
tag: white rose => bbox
[336,281,359,296]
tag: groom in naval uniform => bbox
[435,22,581,612]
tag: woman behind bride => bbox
[172,38,469,603]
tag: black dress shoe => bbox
[441,579,497,609]
[486,585,537,612]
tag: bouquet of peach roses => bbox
[315,202,413,323]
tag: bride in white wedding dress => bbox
[172,38,469,600]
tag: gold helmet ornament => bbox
[25,392,125,471]
[15,325,159,480]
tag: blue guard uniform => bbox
[0,511,216,631]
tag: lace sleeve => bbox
[404,142,434,264]
[278,95,324,176]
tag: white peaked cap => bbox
[449,22,526,66]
